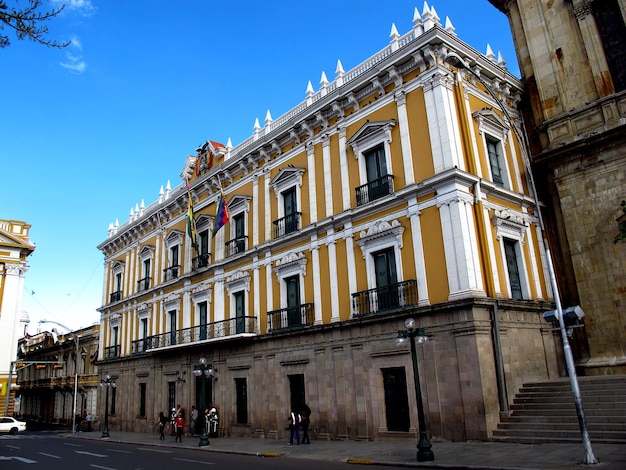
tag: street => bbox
[0,431,389,469]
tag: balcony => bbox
[225,236,247,257]
[131,316,257,353]
[352,280,418,317]
[355,174,394,206]
[109,290,122,303]
[268,303,314,332]
[104,345,120,359]
[137,276,151,292]
[163,265,179,282]
[192,253,210,271]
[273,212,302,238]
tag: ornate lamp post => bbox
[193,357,213,447]
[100,375,116,438]
[444,52,597,465]
[397,317,434,462]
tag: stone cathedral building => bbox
[96,4,562,442]
[489,0,626,375]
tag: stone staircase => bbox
[493,375,626,444]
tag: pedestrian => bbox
[205,408,211,436]
[288,410,301,445]
[174,413,184,442]
[75,413,82,432]
[156,411,168,440]
[86,412,93,432]
[300,405,311,444]
[170,407,177,435]
[190,405,198,435]
[208,407,219,438]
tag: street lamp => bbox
[39,320,80,434]
[444,52,597,465]
[193,357,213,447]
[100,375,116,438]
[397,318,434,462]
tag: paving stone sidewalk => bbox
[64,431,626,469]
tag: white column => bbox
[327,231,340,323]
[438,189,485,300]
[307,143,318,223]
[338,127,351,211]
[265,254,273,314]
[423,72,465,173]
[344,223,357,317]
[264,168,271,241]
[253,259,261,332]
[395,90,415,185]
[253,173,260,246]
[322,134,333,218]
[406,199,429,305]
[310,237,323,325]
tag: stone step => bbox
[492,428,626,442]
[501,414,626,425]
[497,421,626,432]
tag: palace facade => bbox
[96,5,563,441]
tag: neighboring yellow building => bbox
[97,6,560,441]
[0,219,35,415]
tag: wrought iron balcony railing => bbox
[267,303,314,332]
[131,316,257,354]
[225,236,247,257]
[272,212,302,238]
[163,265,179,282]
[137,277,151,292]
[104,345,120,359]
[192,253,211,271]
[355,174,394,206]
[109,290,122,303]
[352,280,418,317]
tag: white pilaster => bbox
[407,199,429,305]
[338,127,351,211]
[307,143,318,223]
[322,135,333,218]
[395,90,415,185]
[310,237,323,325]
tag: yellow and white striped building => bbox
[97,5,560,441]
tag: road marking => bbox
[64,442,82,447]
[6,445,21,449]
[173,457,215,465]
[90,465,118,470]
[107,448,131,453]
[0,455,38,463]
[39,452,61,458]
[76,450,108,457]
[136,447,172,453]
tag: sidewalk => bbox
[63,431,626,469]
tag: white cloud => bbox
[70,36,82,51]
[52,0,97,17]
[60,52,87,73]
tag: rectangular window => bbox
[139,383,146,418]
[286,275,301,327]
[168,381,176,416]
[288,373,305,414]
[199,301,208,341]
[487,137,504,187]
[504,238,523,299]
[235,378,248,424]
[234,291,245,334]
[234,213,245,254]
[374,248,399,310]
[169,310,177,345]
[283,187,298,235]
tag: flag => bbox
[186,182,199,252]
[213,190,230,236]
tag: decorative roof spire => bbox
[486,43,496,61]
[335,59,345,86]
[412,7,424,36]
[444,16,456,36]
[390,23,400,51]
[320,71,329,96]
[253,118,261,140]
[497,51,507,68]
[306,80,314,105]
[265,110,273,134]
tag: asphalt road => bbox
[0,430,389,469]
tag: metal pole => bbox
[72,336,79,433]
[444,53,597,465]
[102,384,110,438]
[410,334,434,462]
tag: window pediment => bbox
[165,230,184,246]
[225,270,251,295]
[136,303,151,320]
[270,167,305,195]
[112,261,125,274]
[273,251,307,278]
[356,219,404,257]
[492,209,528,242]
[228,195,252,213]
[347,119,395,156]
[139,245,155,261]
[473,108,509,142]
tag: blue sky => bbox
[0,0,518,333]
